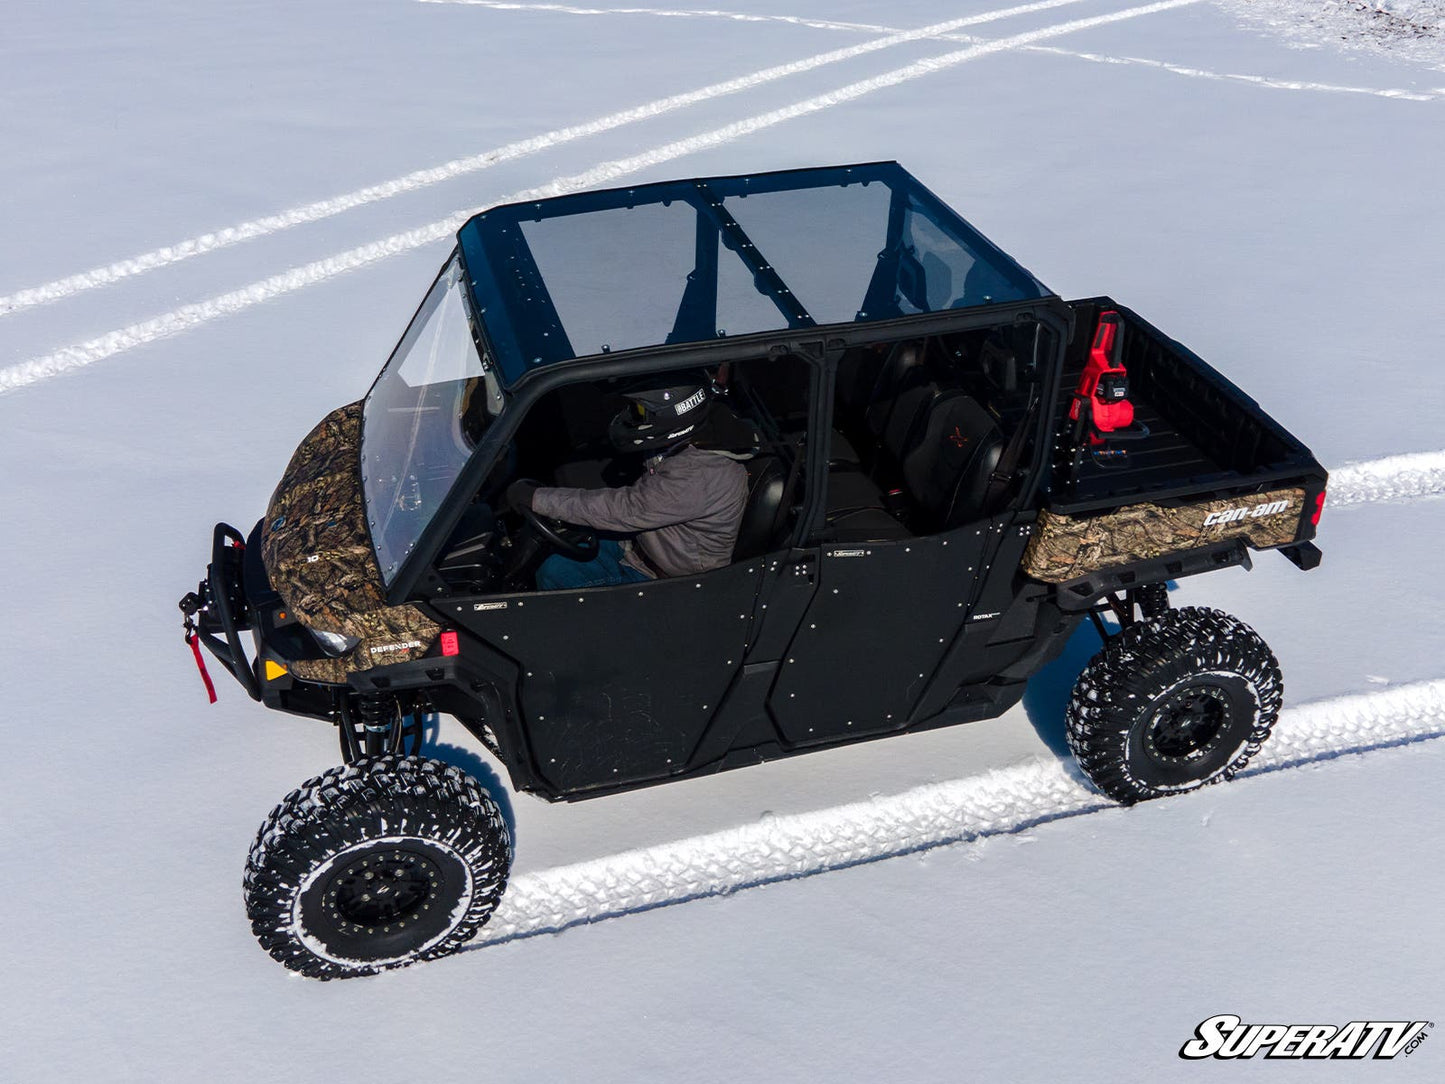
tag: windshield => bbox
[362,252,504,582]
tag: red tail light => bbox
[1311,491,1326,526]
[439,630,460,657]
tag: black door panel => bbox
[767,528,991,744]
[452,560,763,793]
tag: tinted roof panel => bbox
[456,162,1050,384]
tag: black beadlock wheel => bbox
[243,755,511,979]
[1065,607,1283,804]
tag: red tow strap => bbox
[186,629,218,704]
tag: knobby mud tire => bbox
[243,755,511,979]
[1065,607,1283,805]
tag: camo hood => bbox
[260,402,440,683]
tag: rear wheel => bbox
[1065,607,1282,804]
[243,755,511,979]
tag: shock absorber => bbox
[357,693,400,757]
[1134,582,1170,620]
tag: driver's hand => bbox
[506,479,539,513]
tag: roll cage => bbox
[375,161,1068,602]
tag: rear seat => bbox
[824,463,910,542]
[902,393,1004,532]
[863,342,926,439]
[877,378,944,471]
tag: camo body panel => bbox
[1022,487,1305,584]
[261,402,440,684]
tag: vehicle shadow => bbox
[1020,621,1107,758]
[420,714,518,844]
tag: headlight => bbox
[311,629,361,657]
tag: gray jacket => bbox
[532,446,749,578]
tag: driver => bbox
[506,379,751,591]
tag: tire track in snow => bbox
[418,0,892,33]
[0,0,1091,320]
[0,0,1202,395]
[424,0,1443,102]
[1327,449,1445,507]
[471,678,1445,947]
[1031,46,1438,100]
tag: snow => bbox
[480,678,1445,944]
[2,1,1442,1079]
[1329,448,1445,505]
[1219,0,1445,71]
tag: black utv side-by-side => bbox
[180,163,1326,978]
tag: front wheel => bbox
[243,755,511,979]
[1065,607,1283,804]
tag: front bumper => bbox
[181,523,261,700]
[179,521,340,719]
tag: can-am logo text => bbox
[1180,1015,1432,1060]
[1203,499,1290,527]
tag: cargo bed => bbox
[1051,299,1325,513]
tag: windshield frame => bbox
[361,249,506,586]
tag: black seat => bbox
[902,394,1004,531]
[834,347,886,413]
[823,465,911,542]
[863,341,926,437]
[731,456,789,561]
[878,378,944,469]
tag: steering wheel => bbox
[514,482,600,561]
